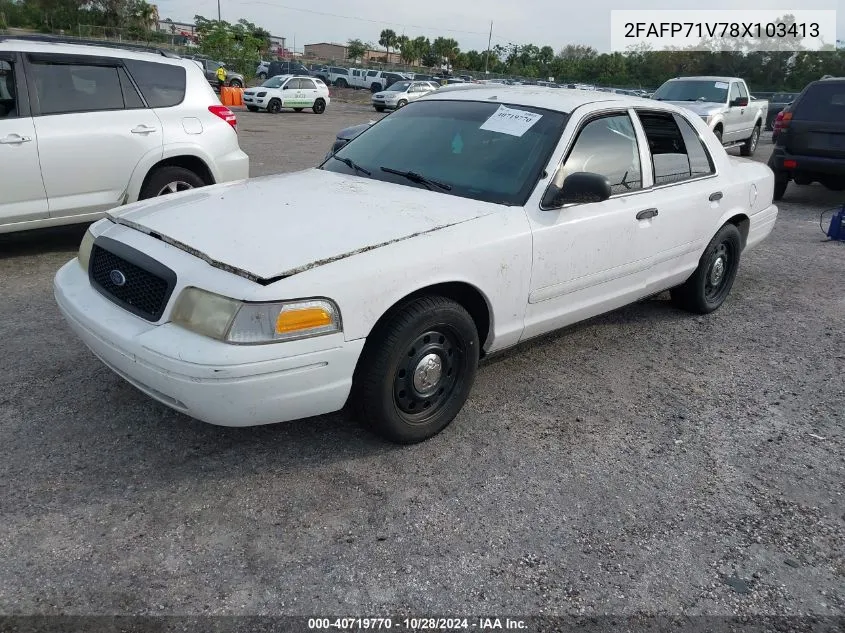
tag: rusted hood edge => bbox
[106,213,486,286]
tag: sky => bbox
[154,0,844,54]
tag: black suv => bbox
[768,77,845,200]
[266,60,311,79]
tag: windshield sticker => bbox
[714,82,729,89]
[480,105,543,137]
[451,133,464,154]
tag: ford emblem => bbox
[109,269,127,287]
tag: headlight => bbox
[78,229,95,271]
[171,287,341,344]
[257,91,267,97]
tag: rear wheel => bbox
[228,78,243,88]
[312,98,326,114]
[139,166,206,200]
[350,296,479,444]
[773,175,788,200]
[740,124,760,156]
[713,127,723,144]
[670,223,742,314]
[267,98,282,114]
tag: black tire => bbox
[397,99,408,108]
[229,78,243,88]
[793,175,812,186]
[293,107,304,112]
[740,124,760,156]
[670,223,742,315]
[257,72,267,80]
[773,175,788,200]
[246,105,259,112]
[371,83,382,93]
[713,127,723,144]
[374,106,385,112]
[336,78,348,88]
[267,98,282,114]
[139,166,206,200]
[350,296,479,444]
[312,99,326,114]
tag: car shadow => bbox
[0,224,89,260]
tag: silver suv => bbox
[0,36,249,234]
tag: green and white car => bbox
[243,75,331,114]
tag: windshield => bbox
[262,76,287,88]
[387,81,411,92]
[320,99,568,206]
[653,80,729,103]
[772,92,796,102]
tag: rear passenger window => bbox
[0,60,18,118]
[637,111,714,185]
[674,114,715,177]
[118,67,145,109]
[300,78,316,89]
[124,60,186,108]
[30,62,124,114]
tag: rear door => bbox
[297,77,319,106]
[785,81,845,159]
[0,52,49,226]
[25,53,163,217]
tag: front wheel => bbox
[371,83,382,93]
[350,296,479,444]
[670,223,742,314]
[335,78,348,88]
[396,99,408,108]
[713,127,723,144]
[267,98,282,114]
[740,124,760,156]
[312,98,326,114]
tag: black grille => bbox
[89,238,177,321]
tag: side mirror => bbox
[282,84,290,90]
[732,97,749,107]
[542,172,612,207]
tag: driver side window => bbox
[554,113,643,196]
[729,83,741,104]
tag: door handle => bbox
[131,125,157,134]
[709,191,723,201]
[636,208,659,220]
[0,134,32,144]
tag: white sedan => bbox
[54,88,777,444]
[243,74,330,114]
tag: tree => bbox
[379,28,397,61]
[347,38,366,62]
[193,15,265,76]
[397,35,417,66]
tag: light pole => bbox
[217,0,221,22]
[484,21,492,74]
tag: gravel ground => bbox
[0,104,843,624]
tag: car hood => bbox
[660,101,725,116]
[107,169,496,283]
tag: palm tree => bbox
[379,29,397,62]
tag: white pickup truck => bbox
[651,76,768,157]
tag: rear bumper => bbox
[768,148,845,177]
[746,204,778,251]
[214,148,250,183]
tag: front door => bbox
[27,54,163,217]
[0,54,49,227]
[522,111,659,341]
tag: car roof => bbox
[419,85,650,114]
[0,38,188,65]
[667,76,741,83]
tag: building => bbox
[304,42,401,64]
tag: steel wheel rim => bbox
[156,181,194,196]
[393,328,464,424]
[704,242,734,302]
[751,128,759,151]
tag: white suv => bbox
[0,37,250,234]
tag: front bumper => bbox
[372,99,398,109]
[53,260,365,427]
[243,94,268,109]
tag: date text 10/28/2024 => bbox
[308,617,527,630]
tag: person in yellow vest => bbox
[216,64,227,91]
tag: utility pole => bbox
[216,0,221,22]
[484,21,492,74]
